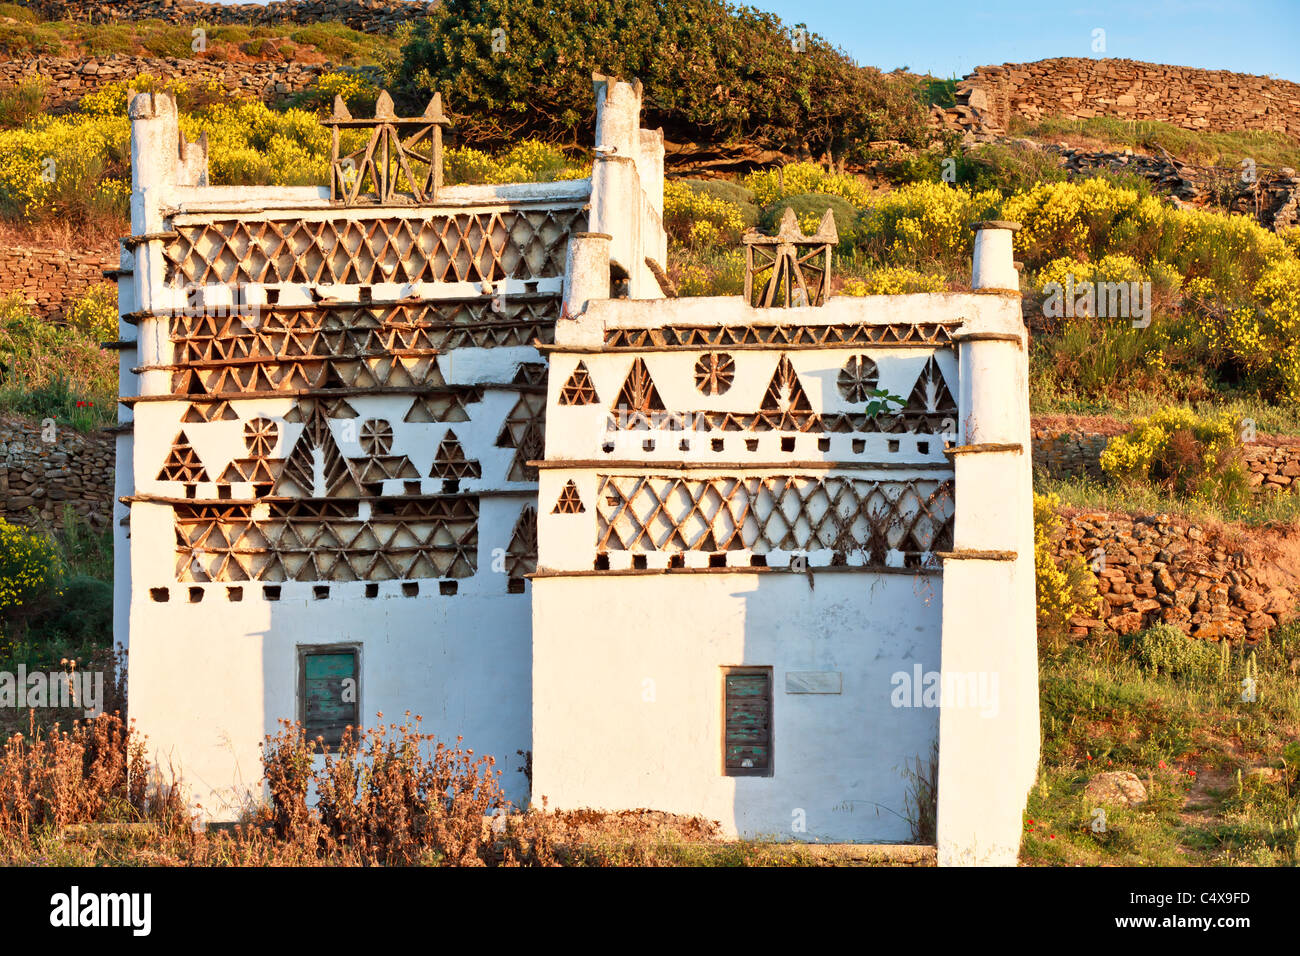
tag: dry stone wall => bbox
[9,55,326,111]
[0,416,114,530]
[0,244,117,320]
[935,57,1300,142]
[1056,510,1294,644]
[16,0,436,31]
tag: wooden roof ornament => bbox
[743,207,837,308]
[324,91,451,206]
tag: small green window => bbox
[724,667,772,776]
[299,647,359,748]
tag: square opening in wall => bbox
[668,554,684,569]
[508,577,525,593]
[264,586,281,601]
[711,438,724,452]
[745,438,759,452]
[149,587,169,602]
[226,586,243,602]
[594,554,610,570]
[632,554,647,570]
[781,437,795,452]
[402,582,419,597]
[643,439,655,452]
[709,553,727,568]
[917,441,929,454]
[313,586,330,600]
[365,583,379,598]
[888,440,900,453]
[852,439,866,453]
[440,581,458,596]
[188,587,203,604]
[818,438,831,452]
[679,439,690,452]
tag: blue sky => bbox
[751,0,1300,81]
[212,0,1298,81]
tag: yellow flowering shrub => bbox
[443,139,588,186]
[180,99,347,187]
[1001,178,1146,266]
[841,267,947,295]
[664,179,748,246]
[857,181,1000,268]
[1031,253,1148,294]
[0,112,129,220]
[676,250,746,296]
[744,162,873,208]
[311,70,379,111]
[1033,492,1101,641]
[64,283,119,342]
[1100,407,1246,497]
[1167,204,1290,293]
[1281,226,1300,260]
[0,518,60,619]
[1200,256,1300,401]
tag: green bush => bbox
[139,25,197,59]
[958,142,1067,195]
[1130,624,1218,681]
[0,3,41,23]
[391,0,928,156]
[0,22,60,56]
[79,23,134,57]
[0,77,46,129]
[678,178,756,208]
[30,574,111,647]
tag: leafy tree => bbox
[390,0,927,159]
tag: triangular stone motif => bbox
[559,361,599,406]
[552,479,586,514]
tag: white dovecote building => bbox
[532,214,1039,864]
[113,73,1037,864]
[113,75,664,816]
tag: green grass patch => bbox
[1036,473,1300,526]
[1012,114,1300,170]
[1023,628,1300,865]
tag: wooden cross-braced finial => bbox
[742,207,837,308]
[324,90,451,206]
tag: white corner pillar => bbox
[970,219,1021,292]
[589,74,665,300]
[562,231,612,321]
[936,220,1039,866]
[128,91,184,395]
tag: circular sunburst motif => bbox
[243,418,279,457]
[694,352,735,395]
[360,418,394,456]
[837,355,880,402]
